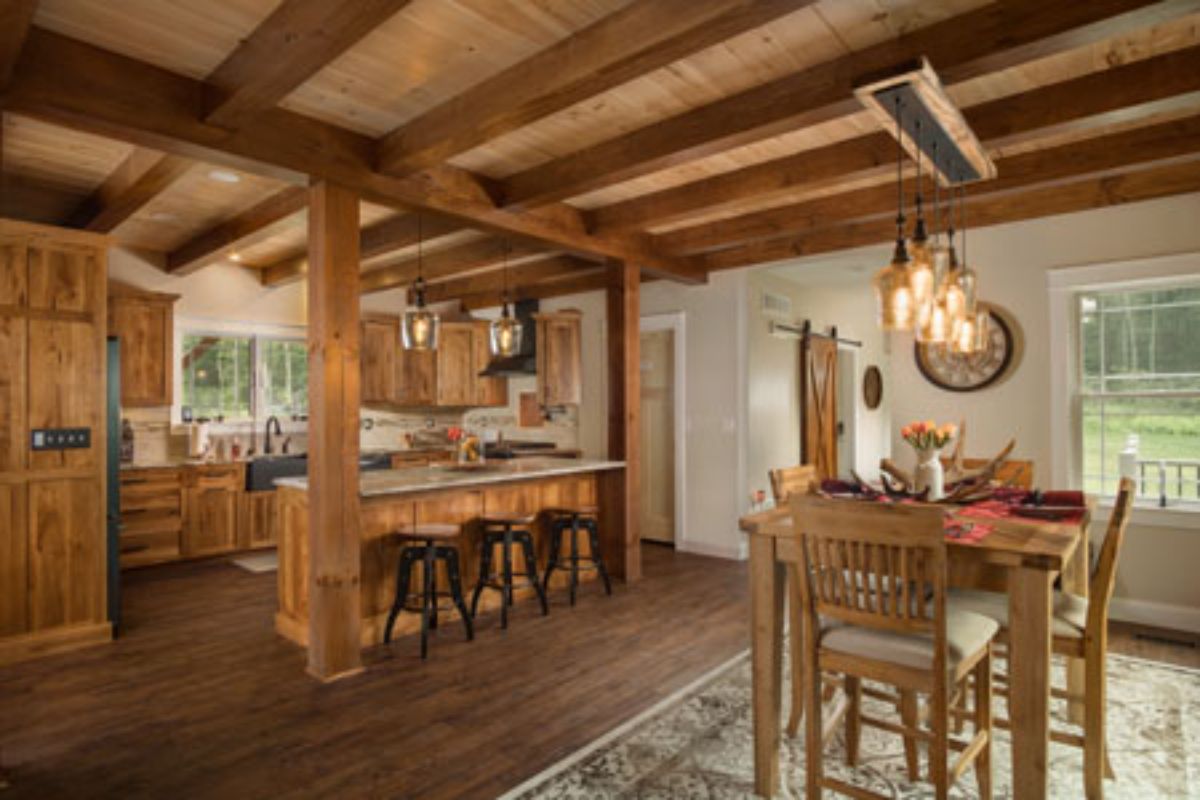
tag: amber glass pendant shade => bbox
[872,246,915,332]
[916,293,952,343]
[489,305,523,357]
[402,277,440,351]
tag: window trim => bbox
[1048,251,1200,515]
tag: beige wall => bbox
[773,192,1200,629]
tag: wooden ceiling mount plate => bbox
[914,304,1021,393]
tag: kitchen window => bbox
[181,333,307,421]
[1078,283,1200,505]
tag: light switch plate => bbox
[31,428,92,451]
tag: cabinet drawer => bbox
[120,529,181,568]
[120,468,183,487]
[188,464,242,490]
[120,506,183,536]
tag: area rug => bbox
[504,649,1200,798]
[229,551,278,573]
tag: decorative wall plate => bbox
[914,305,1017,392]
[862,365,883,409]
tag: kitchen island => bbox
[274,458,625,647]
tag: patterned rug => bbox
[505,649,1200,798]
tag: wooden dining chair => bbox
[950,477,1134,799]
[791,495,997,800]
[769,464,819,506]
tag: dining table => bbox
[739,494,1092,800]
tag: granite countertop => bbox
[275,457,624,497]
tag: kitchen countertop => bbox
[276,457,624,497]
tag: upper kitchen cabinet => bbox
[361,314,398,405]
[535,311,582,407]
[472,321,508,408]
[108,283,179,408]
[436,322,476,407]
[395,343,438,407]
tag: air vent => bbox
[761,290,792,318]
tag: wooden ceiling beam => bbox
[65,147,193,232]
[589,43,1200,235]
[375,0,814,177]
[499,0,1198,209]
[416,254,595,304]
[203,0,413,129]
[459,269,610,312]
[359,238,551,295]
[696,157,1200,271]
[6,28,702,283]
[0,0,37,90]
[658,114,1200,255]
[166,185,307,274]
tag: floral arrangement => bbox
[901,420,956,451]
[447,426,465,443]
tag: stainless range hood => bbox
[479,299,538,377]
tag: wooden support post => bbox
[306,180,363,682]
[603,259,641,581]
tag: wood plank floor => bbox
[0,544,749,799]
[2,544,1195,799]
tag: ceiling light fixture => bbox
[489,241,523,358]
[871,94,915,332]
[207,169,242,184]
[401,214,440,351]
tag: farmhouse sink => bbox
[244,452,395,491]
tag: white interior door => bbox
[836,347,858,478]
[639,328,675,543]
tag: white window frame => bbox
[1048,251,1200,528]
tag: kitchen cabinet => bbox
[0,220,110,665]
[181,464,242,558]
[361,314,505,408]
[535,310,582,406]
[436,323,476,406]
[473,321,508,407]
[239,490,277,550]
[108,283,178,408]
[360,315,397,405]
[119,467,184,568]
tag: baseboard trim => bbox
[676,538,747,561]
[0,621,112,667]
[1110,597,1200,635]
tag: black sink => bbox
[244,452,394,491]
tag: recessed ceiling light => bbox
[229,252,242,262]
[207,169,241,184]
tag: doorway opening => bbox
[638,313,686,546]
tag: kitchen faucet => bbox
[264,415,283,455]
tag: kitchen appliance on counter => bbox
[483,440,576,460]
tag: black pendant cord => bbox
[501,241,512,317]
[414,214,426,306]
[913,119,926,243]
[931,139,941,243]
[958,184,967,269]
[892,95,908,262]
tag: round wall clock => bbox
[914,306,1018,392]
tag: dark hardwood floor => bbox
[0,544,749,800]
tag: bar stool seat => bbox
[384,522,473,659]
[543,507,612,606]
[471,511,548,628]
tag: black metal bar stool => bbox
[384,523,473,659]
[543,505,612,605]
[470,511,549,629]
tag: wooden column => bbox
[306,180,363,682]
[603,259,641,581]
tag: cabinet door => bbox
[110,297,172,407]
[183,486,239,557]
[0,237,27,310]
[28,318,101,472]
[473,323,508,407]
[0,482,28,636]
[396,347,437,406]
[0,314,26,473]
[361,317,397,405]
[28,478,104,631]
[538,315,582,406]
[436,324,475,406]
[239,491,278,549]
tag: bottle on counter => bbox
[119,419,135,464]
[231,436,242,460]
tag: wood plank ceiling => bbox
[1,0,1198,306]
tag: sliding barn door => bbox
[800,335,838,480]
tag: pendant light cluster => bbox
[871,97,990,354]
[402,215,440,351]
[489,241,523,358]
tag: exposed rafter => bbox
[415,254,593,304]
[166,186,307,274]
[358,237,551,295]
[459,269,610,312]
[203,0,413,129]
[0,0,37,90]
[657,114,1200,255]
[6,28,703,283]
[499,0,1197,208]
[375,0,814,177]
[66,147,193,232]
[697,158,1200,272]
[587,43,1200,235]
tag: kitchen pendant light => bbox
[915,140,952,342]
[950,186,987,354]
[401,215,440,351]
[489,241,523,357]
[907,120,936,318]
[872,96,915,332]
[940,176,967,323]
[953,184,979,318]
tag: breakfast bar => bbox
[273,459,626,648]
